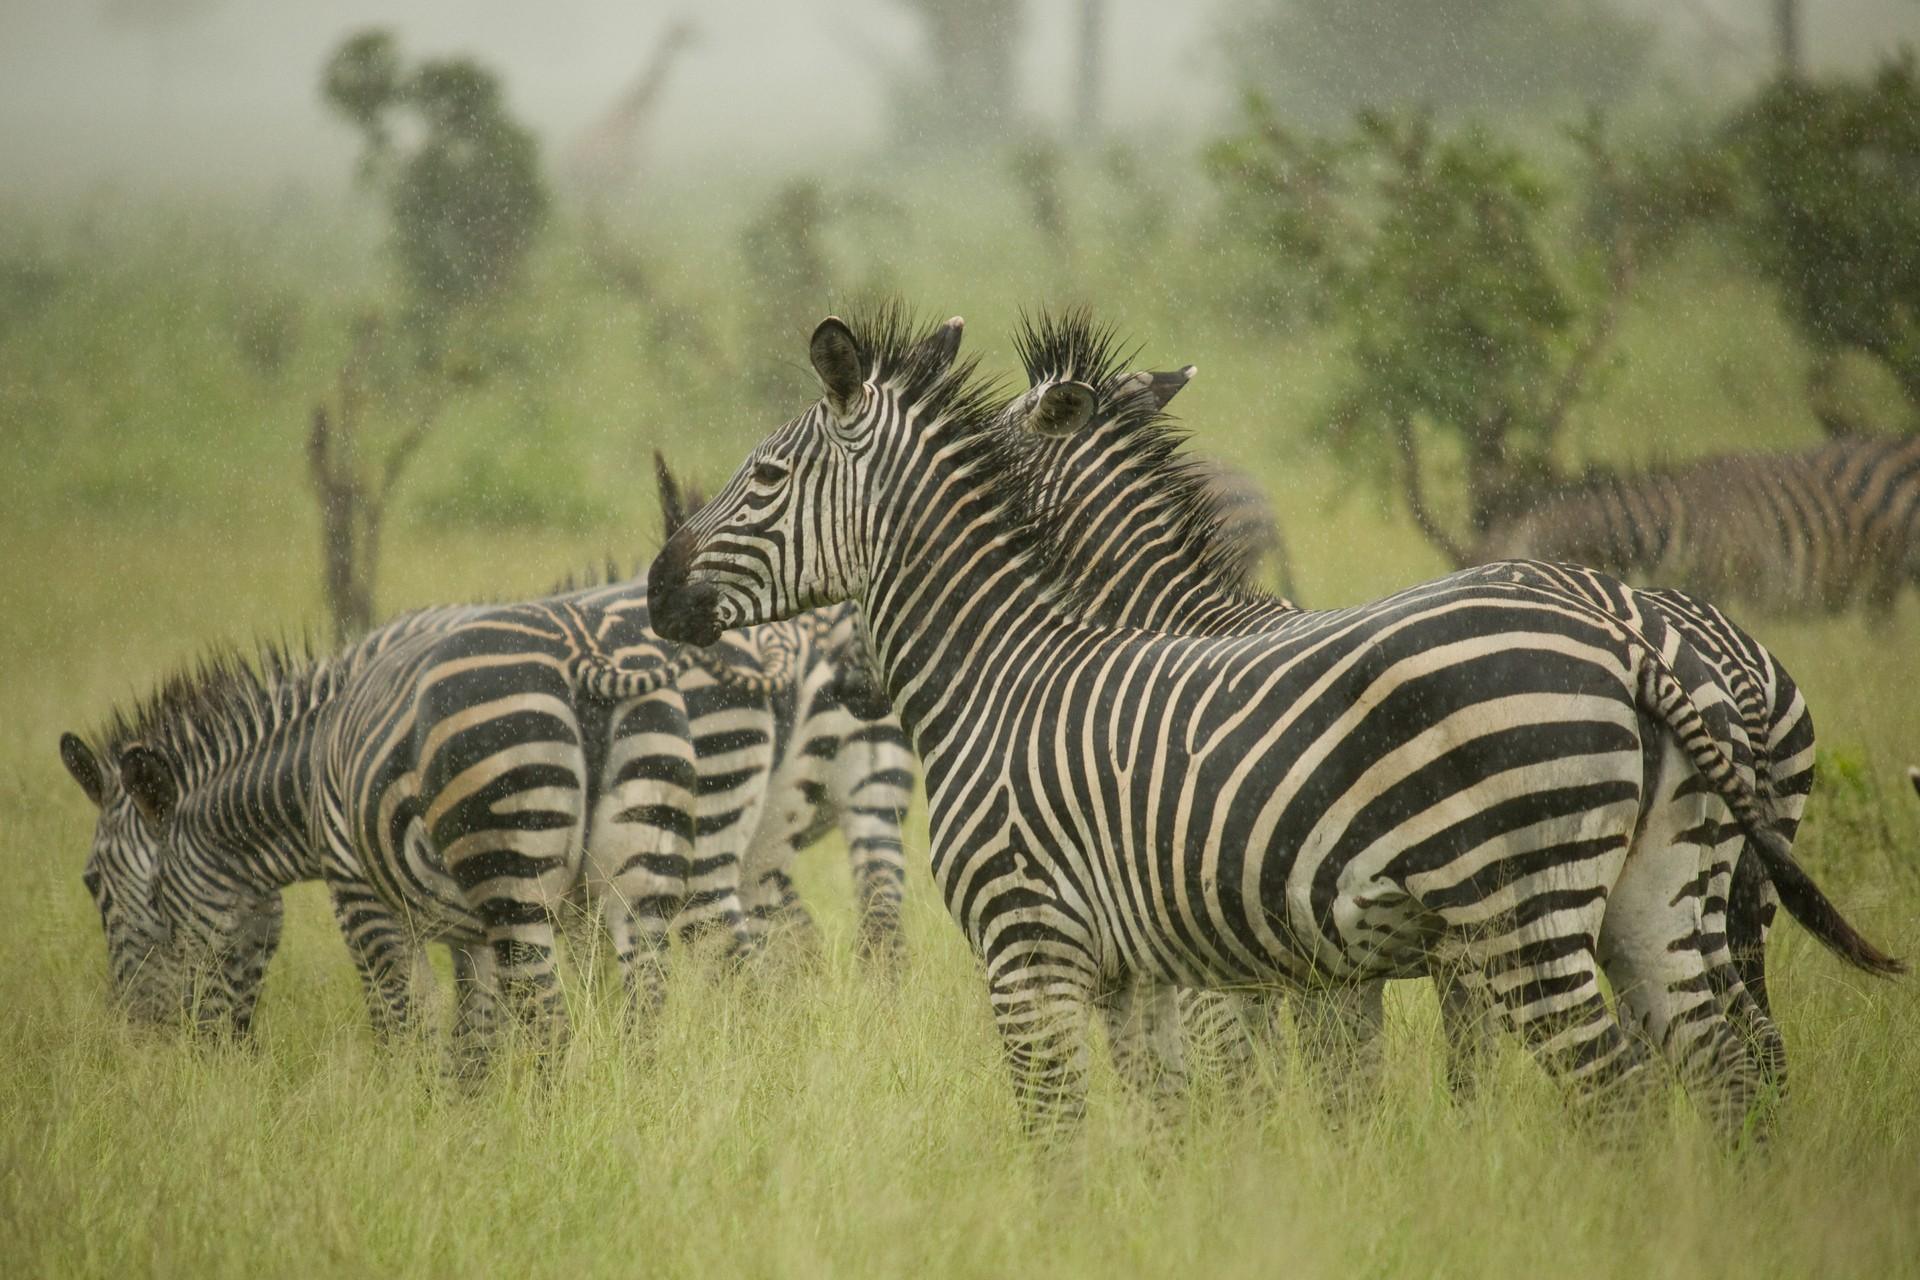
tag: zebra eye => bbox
[751,461,788,487]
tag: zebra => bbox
[64,551,908,1051]
[1471,435,1920,618]
[996,311,1819,1098]
[655,456,915,964]
[59,578,781,1059]
[647,305,1900,1136]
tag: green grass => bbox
[3,184,1919,1278]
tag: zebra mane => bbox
[838,299,1003,431]
[87,636,336,789]
[1011,306,1136,390]
[546,558,633,595]
[1001,309,1275,615]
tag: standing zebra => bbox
[1471,435,1920,617]
[998,311,1818,1096]
[649,307,1899,1135]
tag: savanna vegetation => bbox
[3,11,1918,1278]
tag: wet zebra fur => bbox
[1472,434,1920,618]
[649,305,1900,1138]
[997,311,1824,1099]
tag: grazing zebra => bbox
[648,306,1899,1136]
[1471,435,1920,617]
[60,577,785,1057]
[655,457,916,963]
[64,555,907,1048]
[995,311,1820,1096]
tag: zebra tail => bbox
[1637,658,1906,978]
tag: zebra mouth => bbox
[648,538,724,646]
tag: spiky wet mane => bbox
[87,637,335,787]
[838,302,1272,624]
[1012,306,1135,391]
[1001,309,1277,616]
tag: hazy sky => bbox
[0,1,1228,194]
[1,0,1912,196]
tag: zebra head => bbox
[650,310,968,646]
[59,731,183,1024]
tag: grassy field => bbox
[3,186,1918,1278]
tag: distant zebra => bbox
[996,311,1817,1098]
[649,306,1898,1136]
[1472,435,1920,617]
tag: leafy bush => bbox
[321,31,548,323]
[1725,55,1920,417]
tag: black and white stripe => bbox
[649,306,1900,1135]
[998,312,1821,1097]
[1473,435,1920,617]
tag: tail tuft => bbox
[1755,830,1906,977]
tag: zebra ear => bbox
[809,316,865,419]
[1113,365,1197,411]
[59,733,106,808]
[1024,381,1096,438]
[914,316,965,374]
[117,745,177,828]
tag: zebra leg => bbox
[1435,968,1499,1100]
[1455,908,1652,1126]
[325,877,420,1039]
[220,892,284,1040]
[835,728,912,966]
[447,941,499,1081]
[1726,847,1786,1091]
[1097,975,1189,1112]
[744,863,820,957]
[1293,980,1387,1117]
[1177,986,1268,1093]
[589,688,700,1020]
[985,938,1098,1137]
[1600,771,1767,1142]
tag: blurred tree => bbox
[322,31,548,329]
[1008,137,1071,256]
[309,31,549,638]
[1217,0,1653,122]
[1724,55,1920,427]
[1207,99,1721,561]
[1074,0,1107,144]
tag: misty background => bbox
[4,0,1916,195]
